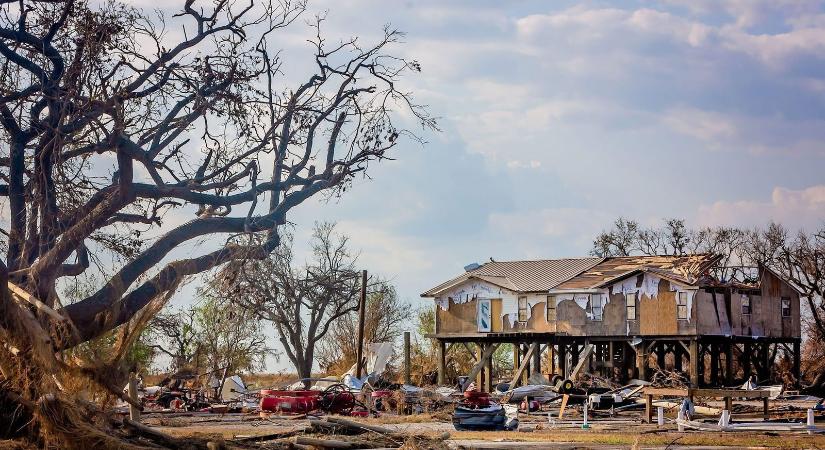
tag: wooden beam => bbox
[793,340,801,388]
[509,342,539,389]
[569,343,595,380]
[461,342,478,361]
[725,342,734,385]
[484,343,494,392]
[436,339,446,385]
[462,343,500,391]
[643,387,771,399]
[532,342,542,375]
[689,339,700,388]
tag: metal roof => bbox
[420,257,603,297]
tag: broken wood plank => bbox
[462,343,500,391]
[325,416,395,435]
[558,394,569,419]
[569,344,594,380]
[233,427,307,443]
[509,342,539,389]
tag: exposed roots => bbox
[35,395,151,450]
[0,284,188,449]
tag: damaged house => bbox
[421,254,802,390]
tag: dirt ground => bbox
[146,410,825,449]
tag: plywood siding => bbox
[436,298,478,333]
[432,272,799,338]
[691,270,800,338]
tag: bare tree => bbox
[148,306,200,372]
[750,224,825,390]
[591,217,639,257]
[0,0,433,446]
[216,222,361,382]
[316,277,411,374]
[593,217,825,391]
[593,217,750,272]
[190,292,268,376]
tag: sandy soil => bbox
[143,410,825,449]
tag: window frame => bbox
[741,295,751,315]
[590,294,604,322]
[546,295,557,321]
[676,291,689,320]
[781,296,791,318]
[626,292,637,321]
[517,296,528,322]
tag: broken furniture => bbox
[642,387,771,423]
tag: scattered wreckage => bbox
[120,338,825,443]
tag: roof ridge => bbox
[603,252,715,259]
[481,256,603,264]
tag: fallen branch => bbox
[123,418,184,449]
[324,417,395,435]
[294,436,355,449]
[232,427,307,443]
[309,419,358,435]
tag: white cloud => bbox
[662,107,825,156]
[662,107,738,142]
[720,26,825,68]
[505,160,541,170]
[488,208,616,258]
[697,185,825,231]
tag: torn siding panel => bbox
[436,298,479,333]
[695,289,732,336]
[434,280,505,310]
[609,273,660,300]
[433,279,553,333]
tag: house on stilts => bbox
[421,254,802,390]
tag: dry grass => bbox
[156,415,825,449]
[443,429,825,448]
[355,412,453,424]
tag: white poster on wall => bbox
[477,298,492,332]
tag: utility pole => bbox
[404,331,411,385]
[355,269,367,379]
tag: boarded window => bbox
[547,295,557,321]
[591,294,604,321]
[782,297,791,317]
[626,292,637,320]
[518,296,528,322]
[677,292,689,320]
[741,295,751,315]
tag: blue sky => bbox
[130,0,825,371]
[279,1,825,301]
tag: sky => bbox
[277,1,825,303]
[118,0,825,371]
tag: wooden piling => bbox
[689,339,700,387]
[436,339,446,385]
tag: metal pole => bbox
[355,270,367,379]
